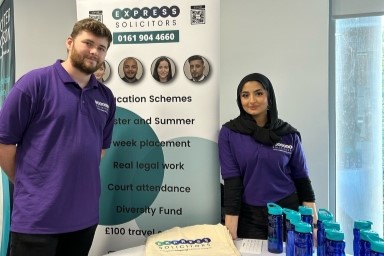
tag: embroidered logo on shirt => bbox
[95,100,110,114]
[273,143,293,153]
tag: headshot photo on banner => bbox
[0,0,14,255]
[75,0,220,254]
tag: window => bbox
[334,15,384,253]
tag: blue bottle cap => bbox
[325,229,344,241]
[283,208,293,216]
[369,236,384,243]
[294,221,312,233]
[283,208,301,222]
[298,206,313,215]
[360,230,379,242]
[267,203,282,215]
[323,220,340,231]
[290,219,301,227]
[354,220,373,230]
[371,238,384,253]
[318,208,333,221]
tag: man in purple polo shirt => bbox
[0,18,116,256]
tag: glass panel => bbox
[335,16,383,254]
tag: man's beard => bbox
[125,72,136,79]
[192,73,202,79]
[70,47,101,75]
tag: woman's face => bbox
[157,60,170,81]
[94,64,106,81]
[240,81,269,122]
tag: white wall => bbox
[14,0,330,209]
[332,0,384,17]
[14,0,77,78]
[220,0,329,209]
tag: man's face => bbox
[189,59,205,80]
[123,59,138,79]
[68,31,108,75]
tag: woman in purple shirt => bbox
[218,73,318,240]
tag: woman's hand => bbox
[302,201,318,247]
[225,215,239,240]
[312,227,318,247]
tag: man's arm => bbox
[0,143,17,183]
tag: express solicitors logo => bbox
[154,237,212,251]
[112,6,180,28]
[155,237,211,246]
[112,6,180,19]
[273,142,293,153]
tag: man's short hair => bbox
[188,55,204,64]
[71,18,112,48]
[124,57,138,65]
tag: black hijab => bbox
[223,73,300,145]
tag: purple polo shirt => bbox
[0,60,116,233]
[218,126,309,206]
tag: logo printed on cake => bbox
[154,237,212,252]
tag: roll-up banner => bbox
[76,1,221,254]
[0,0,14,255]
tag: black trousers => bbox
[10,224,97,256]
[237,193,300,240]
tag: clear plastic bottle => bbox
[353,220,372,256]
[294,221,313,256]
[371,238,384,256]
[283,208,301,256]
[317,209,334,256]
[359,230,379,256]
[268,203,284,253]
[325,229,345,256]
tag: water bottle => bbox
[283,208,291,242]
[359,230,378,256]
[371,238,384,256]
[325,229,345,256]
[353,220,372,256]
[267,203,283,253]
[298,206,313,227]
[283,208,301,256]
[323,220,340,231]
[294,221,313,256]
[317,208,334,256]
[283,208,294,241]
